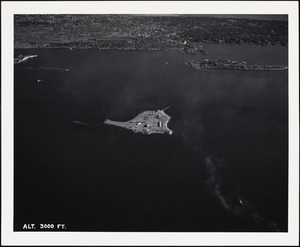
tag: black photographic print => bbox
[2,1,299,246]
[13,12,288,231]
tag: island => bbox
[104,107,173,135]
[184,59,288,71]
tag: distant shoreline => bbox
[14,15,288,51]
[14,43,286,51]
[193,14,288,21]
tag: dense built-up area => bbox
[14,15,288,53]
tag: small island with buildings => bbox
[104,107,173,135]
[184,59,288,71]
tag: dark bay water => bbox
[14,46,288,231]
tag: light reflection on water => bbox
[14,45,288,231]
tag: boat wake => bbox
[71,121,100,126]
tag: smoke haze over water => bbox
[204,156,280,231]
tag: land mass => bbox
[104,108,173,135]
[15,15,287,53]
[14,55,38,64]
[184,59,288,71]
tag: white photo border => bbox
[1,1,299,246]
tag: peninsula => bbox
[184,59,288,71]
[104,108,173,135]
[14,55,38,64]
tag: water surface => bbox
[14,45,288,231]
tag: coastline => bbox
[14,15,287,52]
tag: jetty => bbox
[14,55,38,64]
[184,59,288,71]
